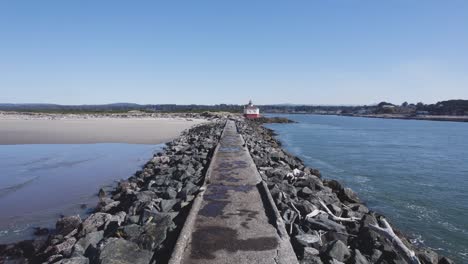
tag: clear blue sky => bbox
[1,0,467,105]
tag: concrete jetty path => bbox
[169,120,298,264]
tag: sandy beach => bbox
[0,117,206,145]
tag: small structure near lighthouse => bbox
[244,100,260,118]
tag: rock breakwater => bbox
[0,120,224,264]
[237,119,454,264]
[0,117,455,264]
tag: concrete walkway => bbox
[169,120,298,264]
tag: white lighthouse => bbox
[243,100,260,119]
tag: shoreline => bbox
[0,116,454,264]
[265,112,468,123]
[0,112,210,145]
[342,113,468,123]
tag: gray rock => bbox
[350,204,369,214]
[48,254,64,263]
[322,231,348,246]
[98,238,153,264]
[295,234,321,248]
[109,211,126,225]
[438,257,455,264]
[302,247,320,260]
[370,249,382,263]
[137,222,168,250]
[56,256,90,264]
[299,187,314,198]
[306,217,346,233]
[79,213,112,236]
[417,249,438,264]
[46,237,77,257]
[326,240,350,262]
[118,222,168,250]
[100,201,120,213]
[350,249,369,264]
[76,230,103,252]
[56,215,82,236]
[330,204,342,216]
[180,181,199,198]
[162,187,177,199]
[300,255,323,264]
[127,215,140,224]
[159,199,178,212]
[342,188,360,203]
[324,179,343,192]
[135,191,157,202]
[118,224,142,241]
[72,243,85,256]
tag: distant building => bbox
[416,111,430,115]
[244,100,260,118]
[382,104,396,109]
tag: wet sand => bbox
[0,118,206,145]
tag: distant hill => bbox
[417,100,468,115]
[1,100,467,115]
[0,103,243,113]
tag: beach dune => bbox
[0,117,205,145]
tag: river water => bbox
[266,114,468,263]
[0,143,162,244]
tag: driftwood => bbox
[370,218,421,264]
[318,200,361,222]
[289,202,302,219]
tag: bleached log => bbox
[370,218,421,264]
[289,214,297,234]
[289,202,302,219]
[305,209,321,219]
[318,200,360,222]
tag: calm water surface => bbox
[0,143,162,243]
[266,114,468,263]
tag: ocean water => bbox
[0,143,162,244]
[266,114,468,263]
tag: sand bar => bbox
[0,117,206,145]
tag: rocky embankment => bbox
[249,116,297,124]
[0,121,224,264]
[237,119,454,264]
[0,117,455,264]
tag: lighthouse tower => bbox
[243,100,260,119]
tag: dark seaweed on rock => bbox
[236,119,454,264]
[250,116,297,124]
[0,120,225,264]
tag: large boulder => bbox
[302,247,320,261]
[295,234,321,248]
[417,249,438,264]
[341,188,361,204]
[438,257,455,264]
[45,237,77,257]
[159,199,178,212]
[79,213,112,236]
[56,256,89,264]
[118,222,169,250]
[326,240,350,262]
[76,231,103,253]
[350,249,369,264]
[137,223,168,250]
[98,238,153,264]
[56,215,82,236]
